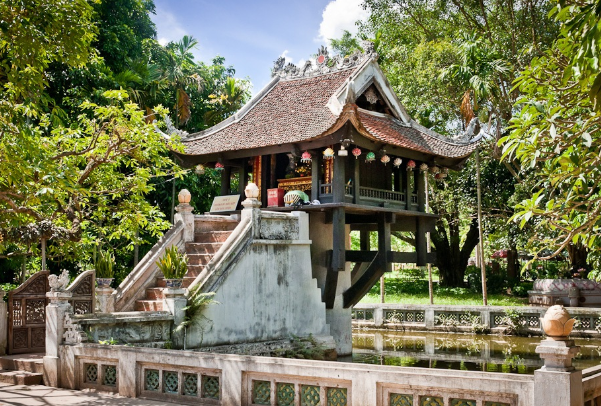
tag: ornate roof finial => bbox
[316,45,329,66]
[272,56,286,77]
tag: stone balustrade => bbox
[352,304,601,337]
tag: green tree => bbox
[502,0,601,272]
[330,30,364,56]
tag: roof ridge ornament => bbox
[271,43,377,80]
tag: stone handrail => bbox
[113,221,185,312]
[583,365,601,404]
[187,215,252,292]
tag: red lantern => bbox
[215,162,224,171]
[406,160,416,171]
[301,151,312,163]
[352,147,362,159]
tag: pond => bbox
[343,330,601,374]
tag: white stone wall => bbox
[186,212,329,348]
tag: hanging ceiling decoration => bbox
[195,164,206,175]
[406,160,416,171]
[429,166,441,174]
[381,154,391,165]
[301,151,312,163]
[419,163,429,172]
[323,147,335,160]
[352,147,362,159]
[393,158,402,168]
[215,162,224,171]
[366,151,376,163]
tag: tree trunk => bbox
[431,217,480,287]
[506,245,519,280]
[567,242,589,272]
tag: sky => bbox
[151,0,369,95]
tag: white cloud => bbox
[281,50,293,64]
[318,0,369,43]
[152,7,187,46]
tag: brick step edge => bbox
[0,370,43,385]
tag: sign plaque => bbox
[210,195,240,212]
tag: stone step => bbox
[187,254,213,266]
[194,231,232,243]
[185,242,223,255]
[134,300,163,311]
[145,287,165,300]
[0,354,44,374]
[195,218,238,232]
[185,265,206,278]
[0,370,43,385]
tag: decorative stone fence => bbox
[352,304,601,337]
[58,342,536,405]
[529,279,601,307]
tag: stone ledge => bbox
[74,311,173,325]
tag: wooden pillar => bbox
[353,155,360,204]
[311,152,322,201]
[333,151,346,203]
[220,166,232,196]
[238,162,249,209]
[416,217,428,266]
[393,165,401,193]
[417,163,426,212]
[324,207,346,308]
[261,156,269,207]
[360,230,369,251]
[404,166,411,210]
[270,154,277,189]
[377,213,391,273]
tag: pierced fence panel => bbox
[8,271,49,354]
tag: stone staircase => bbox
[0,353,44,385]
[134,216,239,311]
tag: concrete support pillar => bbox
[163,288,187,349]
[425,308,435,329]
[0,289,6,356]
[373,307,384,328]
[534,306,583,406]
[96,287,115,313]
[44,291,72,387]
[175,189,195,242]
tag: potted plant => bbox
[95,249,114,288]
[156,246,188,288]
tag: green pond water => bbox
[343,330,601,374]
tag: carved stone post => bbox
[96,287,115,313]
[163,288,187,349]
[241,182,262,239]
[175,189,195,242]
[534,305,583,406]
[0,289,6,355]
[44,289,73,387]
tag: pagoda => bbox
[174,43,479,309]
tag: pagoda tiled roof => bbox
[181,51,479,160]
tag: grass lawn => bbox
[360,292,528,306]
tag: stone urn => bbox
[540,305,576,340]
[164,279,183,289]
[96,278,114,288]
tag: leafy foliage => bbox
[155,245,188,279]
[501,0,601,270]
[94,249,114,279]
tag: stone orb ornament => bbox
[178,189,192,204]
[541,305,576,340]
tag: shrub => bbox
[95,250,114,279]
[156,246,188,279]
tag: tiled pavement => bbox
[0,383,173,405]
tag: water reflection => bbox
[348,330,601,374]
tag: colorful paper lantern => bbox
[381,154,391,165]
[406,160,416,171]
[195,164,206,175]
[393,158,402,168]
[419,163,429,172]
[429,166,440,174]
[301,151,312,163]
[215,162,224,171]
[323,147,335,159]
[366,151,376,163]
[352,147,362,159]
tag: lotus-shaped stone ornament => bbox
[540,305,576,339]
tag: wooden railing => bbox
[359,186,405,202]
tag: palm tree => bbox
[151,35,204,128]
[203,77,249,126]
